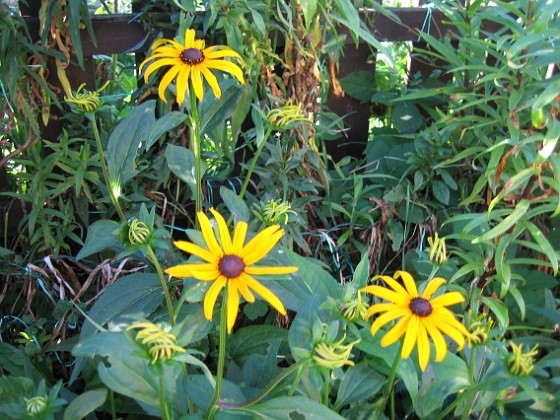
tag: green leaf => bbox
[228,325,288,361]
[339,70,376,103]
[76,219,122,260]
[301,0,317,28]
[266,249,341,313]
[70,273,163,384]
[334,364,384,409]
[63,389,107,420]
[107,101,156,187]
[473,199,531,244]
[220,186,250,222]
[165,144,205,200]
[393,102,424,133]
[146,111,186,151]
[481,296,509,329]
[200,80,242,135]
[234,396,346,419]
[432,180,450,205]
[523,221,558,274]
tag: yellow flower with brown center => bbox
[165,208,297,332]
[362,271,469,371]
[139,28,245,104]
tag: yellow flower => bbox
[165,208,297,332]
[313,335,360,369]
[507,342,539,376]
[139,28,244,104]
[362,271,469,371]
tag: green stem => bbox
[239,126,273,200]
[218,359,309,409]
[159,375,171,420]
[461,347,478,420]
[322,371,331,406]
[379,341,403,420]
[207,291,228,420]
[146,245,176,326]
[189,92,203,214]
[109,389,117,420]
[90,114,126,222]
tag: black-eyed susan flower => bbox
[165,208,297,332]
[362,270,469,371]
[139,28,244,104]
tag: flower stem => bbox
[218,359,309,409]
[159,374,171,420]
[239,127,273,200]
[189,92,203,215]
[460,346,478,420]
[90,114,126,222]
[379,341,403,420]
[146,245,175,326]
[207,291,228,419]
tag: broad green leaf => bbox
[75,219,122,260]
[165,143,206,200]
[186,375,246,412]
[228,325,288,361]
[69,273,163,384]
[63,389,107,420]
[393,102,424,133]
[339,70,376,103]
[220,186,250,222]
[473,199,530,244]
[146,111,186,151]
[234,396,346,419]
[200,80,242,135]
[334,364,384,409]
[107,101,156,187]
[301,0,317,28]
[267,249,342,313]
[432,180,450,205]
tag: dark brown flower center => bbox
[180,48,204,65]
[218,255,245,278]
[409,297,432,317]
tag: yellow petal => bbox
[185,264,221,281]
[373,274,410,298]
[416,321,431,371]
[241,225,284,265]
[204,276,227,321]
[236,278,255,303]
[244,265,298,276]
[380,314,410,347]
[226,280,240,332]
[241,273,286,315]
[203,46,243,61]
[369,307,409,335]
[141,58,181,81]
[184,28,196,48]
[157,65,183,103]
[199,65,221,99]
[401,316,419,358]
[421,277,446,299]
[210,208,233,254]
[361,285,409,306]
[174,240,219,264]
[367,303,398,316]
[432,307,470,335]
[395,270,419,297]
[423,317,447,362]
[175,65,191,105]
[204,59,245,84]
[198,211,224,258]
[231,221,248,254]
[190,66,204,101]
[430,291,465,308]
[431,313,468,350]
[164,264,191,278]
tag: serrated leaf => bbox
[219,186,250,222]
[334,364,384,408]
[393,102,424,133]
[76,219,122,260]
[432,180,450,205]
